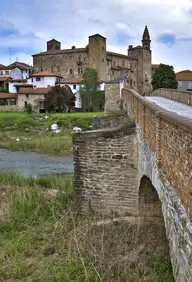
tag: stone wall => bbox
[73,122,139,215]
[92,113,128,130]
[0,105,21,111]
[122,88,192,282]
[151,88,192,106]
[104,82,121,115]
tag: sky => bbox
[0,0,192,72]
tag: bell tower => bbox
[142,26,151,50]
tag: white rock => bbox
[55,129,61,134]
[16,138,20,141]
[73,126,82,133]
[44,116,48,119]
[51,124,58,131]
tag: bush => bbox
[24,103,32,114]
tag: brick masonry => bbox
[122,88,192,282]
[73,122,139,215]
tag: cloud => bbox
[0,0,192,71]
[157,32,176,46]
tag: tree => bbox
[44,85,76,112]
[82,68,99,92]
[80,68,104,111]
[152,64,178,90]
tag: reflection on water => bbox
[0,149,74,177]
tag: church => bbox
[33,26,152,94]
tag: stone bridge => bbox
[73,87,192,282]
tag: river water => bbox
[0,149,74,177]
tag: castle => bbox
[33,26,152,94]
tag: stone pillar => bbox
[104,82,121,115]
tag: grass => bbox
[0,173,174,282]
[0,111,104,154]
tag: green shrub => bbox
[24,103,32,114]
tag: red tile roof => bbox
[0,64,9,70]
[18,88,50,94]
[0,77,11,81]
[152,64,160,69]
[31,71,62,78]
[59,77,83,84]
[0,93,17,99]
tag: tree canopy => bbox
[44,85,76,112]
[152,64,178,90]
[82,68,99,92]
[80,68,104,112]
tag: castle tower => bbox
[88,34,107,81]
[47,39,61,51]
[128,26,152,95]
[142,26,151,50]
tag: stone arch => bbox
[139,176,162,218]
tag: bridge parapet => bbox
[151,88,192,106]
[122,88,192,216]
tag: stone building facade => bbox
[33,26,152,94]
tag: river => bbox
[0,149,74,177]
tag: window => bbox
[70,69,73,74]
[102,46,104,51]
[178,81,183,88]
[102,58,105,62]
[122,60,125,67]
[78,68,83,74]
[49,45,52,50]
[25,101,27,106]
[73,85,76,90]
[188,81,192,89]
[57,66,60,72]
[113,61,116,66]
[130,79,133,87]
[0,71,3,75]
[5,71,9,75]
[51,66,54,72]
[112,70,115,75]
[47,85,51,88]
[26,94,28,98]
[41,66,43,71]
[36,77,41,81]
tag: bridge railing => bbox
[150,88,192,106]
[122,88,192,216]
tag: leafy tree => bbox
[152,64,178,90]
[82,68,99,92]
[44,85,76,112]
[80,68,104,111]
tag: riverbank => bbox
[0,173,174,281]
[0,112,103,154]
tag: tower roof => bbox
[142,26,150,40]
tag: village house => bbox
[176,70,192,91]
[0,64,11,91]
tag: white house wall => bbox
[32,76,56,88]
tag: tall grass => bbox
[0,172,73,191]
[0,172,174,281]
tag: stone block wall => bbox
[73,123,139,215]
[151,88,192,106]
[92,113,128,130]
[0,105,21,111]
